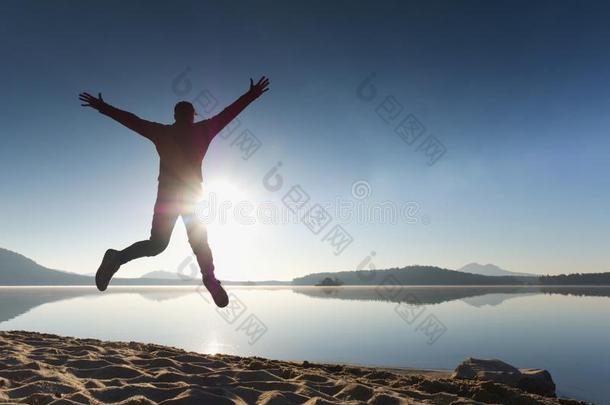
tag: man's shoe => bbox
[96,249,121,291]
[203,271,229,308]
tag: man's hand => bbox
[79,92,106,110]
[248,76,270,99]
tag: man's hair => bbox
[174,101,195,115]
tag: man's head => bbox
[174,101,195,124]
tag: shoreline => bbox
[0,330,591,405]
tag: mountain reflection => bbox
[290,285,610,306]
[1,286,609,324]
[0,287,193,323]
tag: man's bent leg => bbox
[183,212,228,308]
[118,181,181,264]
[183,213,214,274]
[96,183,179,291]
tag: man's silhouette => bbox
[79,76,270,307]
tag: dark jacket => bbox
[99,91,257,184]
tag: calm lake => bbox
[0,286,608,404]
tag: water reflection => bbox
[0,287,192,323]
[1,285,609,404]
[2,285,609,324]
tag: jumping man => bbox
[79,76,270,307]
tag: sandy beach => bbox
[0,330,591,405]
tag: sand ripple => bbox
[0,331,590,405]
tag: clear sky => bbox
[2,1,610,279]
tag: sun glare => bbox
[203,180,248,204]
[200,179,258,271]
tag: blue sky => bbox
[1,1,610,279]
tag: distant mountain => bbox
[139,270,182,280]
[0,248,197,286]
[3,247,608,287]
[0,248,93,285]
[292,266,538,286]
[138,271,292,285]
[294,266,610,286]
[0,248,289,286]
[458,263,536,278]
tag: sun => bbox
[203,180,247,204]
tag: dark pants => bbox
[118,181,213,275]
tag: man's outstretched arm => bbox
[201,76,270,137]
[79,92,160,141]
